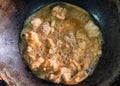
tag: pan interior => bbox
[20,2,103,85]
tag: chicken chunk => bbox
[47,38,55,48]
[49,74,61,83]
[49,48,56,54]
[64,32,76,44]
[76,31,87,40]
[41,22,51,36]
[31,18,42,29]
[31,57,44,70]
[51,20,56,27]
[62,72,72,83]
[52,5,67,20]
[48,57,60,71]
[24,31,41,49]
[82,58,91,70]
[60,67,72,82]
[85,20,100,37]
[66,71,88,85]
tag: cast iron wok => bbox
[0,0,120,86]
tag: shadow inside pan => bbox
[0,80,8,86]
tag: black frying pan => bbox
[0,0,120,86]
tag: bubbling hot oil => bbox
[20,2,103,85]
